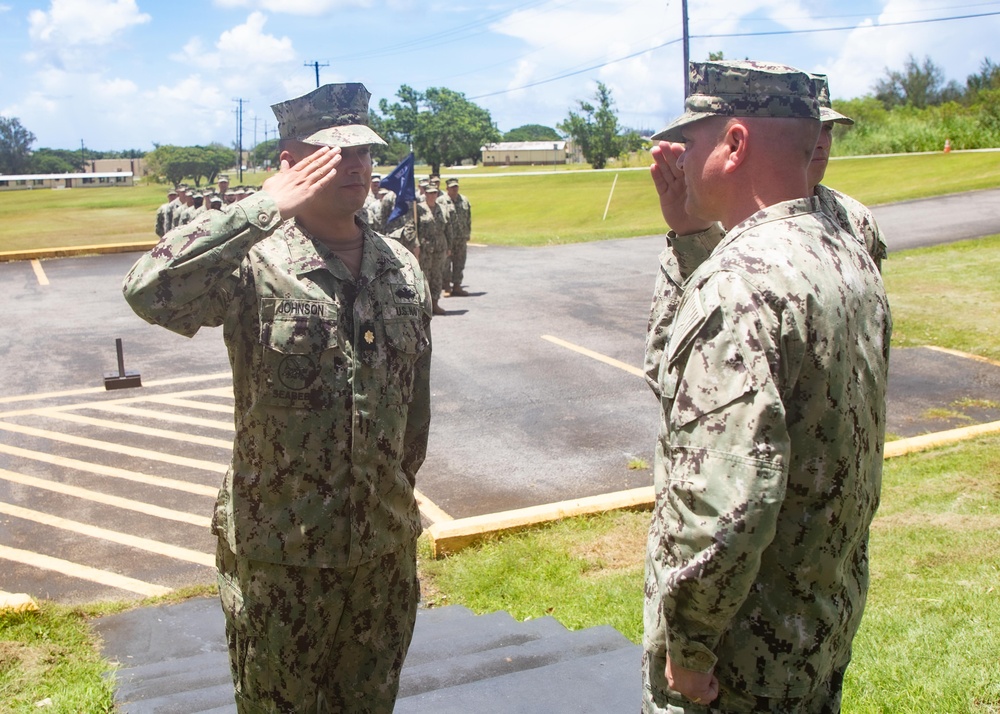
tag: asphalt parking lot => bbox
[2,189,1000,603]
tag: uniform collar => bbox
[286,217,404,280]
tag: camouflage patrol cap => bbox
[446,178,459,187]
[651,60,820,142]
[812,74,854,125]
[271,83,386,148]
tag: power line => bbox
[694,10,1000,39]
[304,61,329,88]
[468,9,1000,101]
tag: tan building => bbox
[0,172,135,191]
[481,141,567,167]
[83,158,150,177]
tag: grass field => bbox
[1,150,998,252]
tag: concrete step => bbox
[94,598,642,714]
[399,624,634,699]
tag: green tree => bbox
[967,58,1000,99]
[0,116,36,174]
[558,82,629,170]
[378,86,500,175]
[874,55,951,109]
[503,124,561,142]
[145,144,235,187]
[29,148,85,174]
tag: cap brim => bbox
[650,111,708,143]
[299,124,387,148]
[819,107,854,125]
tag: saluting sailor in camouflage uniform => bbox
[644,73,889,398]
[642,60,891,713]
[417,185,450,315]
[123,82,431,714]
[442,178,472,296]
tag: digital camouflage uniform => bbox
[123,83,431,714]
[155,195,178,237]
[645,182,888,400]
[416,198,450,302]
[643,61,892,714]
[443,189,472,288]
[643,197,891,713]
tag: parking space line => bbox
[0,373,232,406]
[0,421,227,473]
[86,404,233,431]
[0,468,212,526]
[143,396,235,414]
[0,501,213,567]
[541,335,645,378]
[0,544,171,597]
[0,443,218,496]
[30,259,49,286]
[36,410,234,448]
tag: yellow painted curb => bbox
[0,592,39,613]
[0,242,156,263]
[427,420,1000,558]
[884,419,1000,457]
[426,487,654,558]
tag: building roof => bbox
[482,141,566,151]
[0,172,134,181]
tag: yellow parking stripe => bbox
[36,410,234,448]
[0,544,172,597]
[0,468,212,527]
[0,501,213,567]
[0,443,218,496]
[0,422,227,473]
[541,335,645,377]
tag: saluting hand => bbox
[263,145,342,220]
[650,141,712,236]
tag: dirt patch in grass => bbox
[872,512,1000,532]
[571,512,648,578]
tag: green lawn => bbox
[1,150,998,252]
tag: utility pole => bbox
[682,0,690,98]
[233,98,245,183]
[304,61,329,88]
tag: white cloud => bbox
[174,12,295,71]
[211,0,373,14]
[28,0,150,46]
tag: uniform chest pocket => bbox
[381,317,428,404]
[258,301,342,407]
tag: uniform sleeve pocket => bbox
[668,294,756,429]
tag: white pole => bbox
[603,173,619,221]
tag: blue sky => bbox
[1,0,998,152]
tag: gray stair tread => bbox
[395,645,642,713]
[117,683,237,714]
[97,602,643,713]
[114,651,231,704]
[95,596,226,668]
[399,624,634,698]
[404,611,567,666]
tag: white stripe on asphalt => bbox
[36,410,234,448]
[0,422,227,473]
[0,544,171,597]
[0,501,213,567]
[0,468,212,527]
[30,259,49,286]
[0,443,218,496]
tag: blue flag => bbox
[380,152,416,225]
